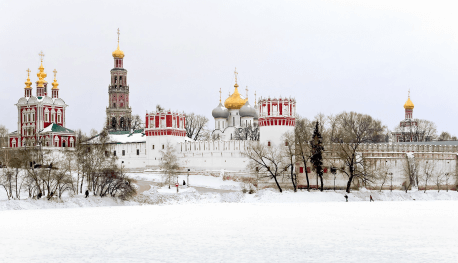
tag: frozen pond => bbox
[0,201,456,262]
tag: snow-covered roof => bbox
[39,123,75,134]
[86,129,146,144]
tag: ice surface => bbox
[0,201,457,262]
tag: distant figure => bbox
[344,194,348,202]
[85,190,89,198]
[48,192,54,200]
[370,195,374,202]
[183,180,186,186]
[37,192,42,199]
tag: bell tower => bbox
[106,28,132,131]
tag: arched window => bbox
[112,117,117,129]
[120,117,125,130]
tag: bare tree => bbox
[295,116,313,191]
[159,141,180,189]
[421,160,435,193]
[130,114,143,131]
[402,153,420,192]
[438,131,452,141]
[0,125,8,148]
[435,172,444,192]
[243,142,288,193]
[333,111,385,193]
[185,113,209,141]
[394,119,437,142]
[282,131,297,192]
[234,124,259,141]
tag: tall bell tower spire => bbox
[107,29,132,131]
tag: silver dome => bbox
[240,101,256,118]
[212,103,229,118]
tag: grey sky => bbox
[1,0,457,135]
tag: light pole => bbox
[187,168,190,187]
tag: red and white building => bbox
[258,97,296,146]
[8,55,76,148]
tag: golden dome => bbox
[112,44,125,58]
[224,83,248,109]
[404,97,414,109]
[36,62,47,88]
[52,69,59,90]
[25,69,32,89]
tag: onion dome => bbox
[224,83,248,109]
[212,103,229,118]
[112,28,125,58]
[404,96,414,110]
[52,69,59,90]
[240,101,256,117]
[24,69,32,89]
[253,109,259,120]
[112,44,125,59]
[36,62,47,88]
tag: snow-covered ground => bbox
[132,172,242,190]
[1,201,457,262]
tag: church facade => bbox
[8,53,76,148]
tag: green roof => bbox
[41,123,75,134]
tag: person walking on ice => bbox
[370,195,374,202]
[344,194,348,202]
[85,190,89,198]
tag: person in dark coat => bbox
[344,194,348,202]
[183,180,186,186]
[85,190,89,198]
[370,195,374,202]
[37,192,42,199]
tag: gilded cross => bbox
[26,68,31,77]
[219,88,222,103]
[234,67,238,84]
[245,86,248,99]
[254,91,257,105]
[408,89,410,98]
[39,51,45,62]
[53,69,57,79]
[117,28,120,43]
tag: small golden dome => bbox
[52,69,59,90]
[112,44,125,58]
[404,97,414,110]
[37,63,47,80]
[224,84,248,109]
[25,69,32,89]
[36,62,47,88]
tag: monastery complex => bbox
[6,30,458,191]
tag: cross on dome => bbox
[234,67,238,84]
[117,28,120,44]
[39,51,45,62]
[245,86,248,99]
[219,88,222,103]
[26,68,31,76]
[53,69,57,79]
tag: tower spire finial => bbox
[245,86,248,99]
[117,28,120,46]
[53,69,57,79]
[254,91,257,106]
[234,67,238,85]
[219,88,222,103]
[408,89,410,99]
[26,68,31,77]
[39,51,44,63]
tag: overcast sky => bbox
[1,0,457,135]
